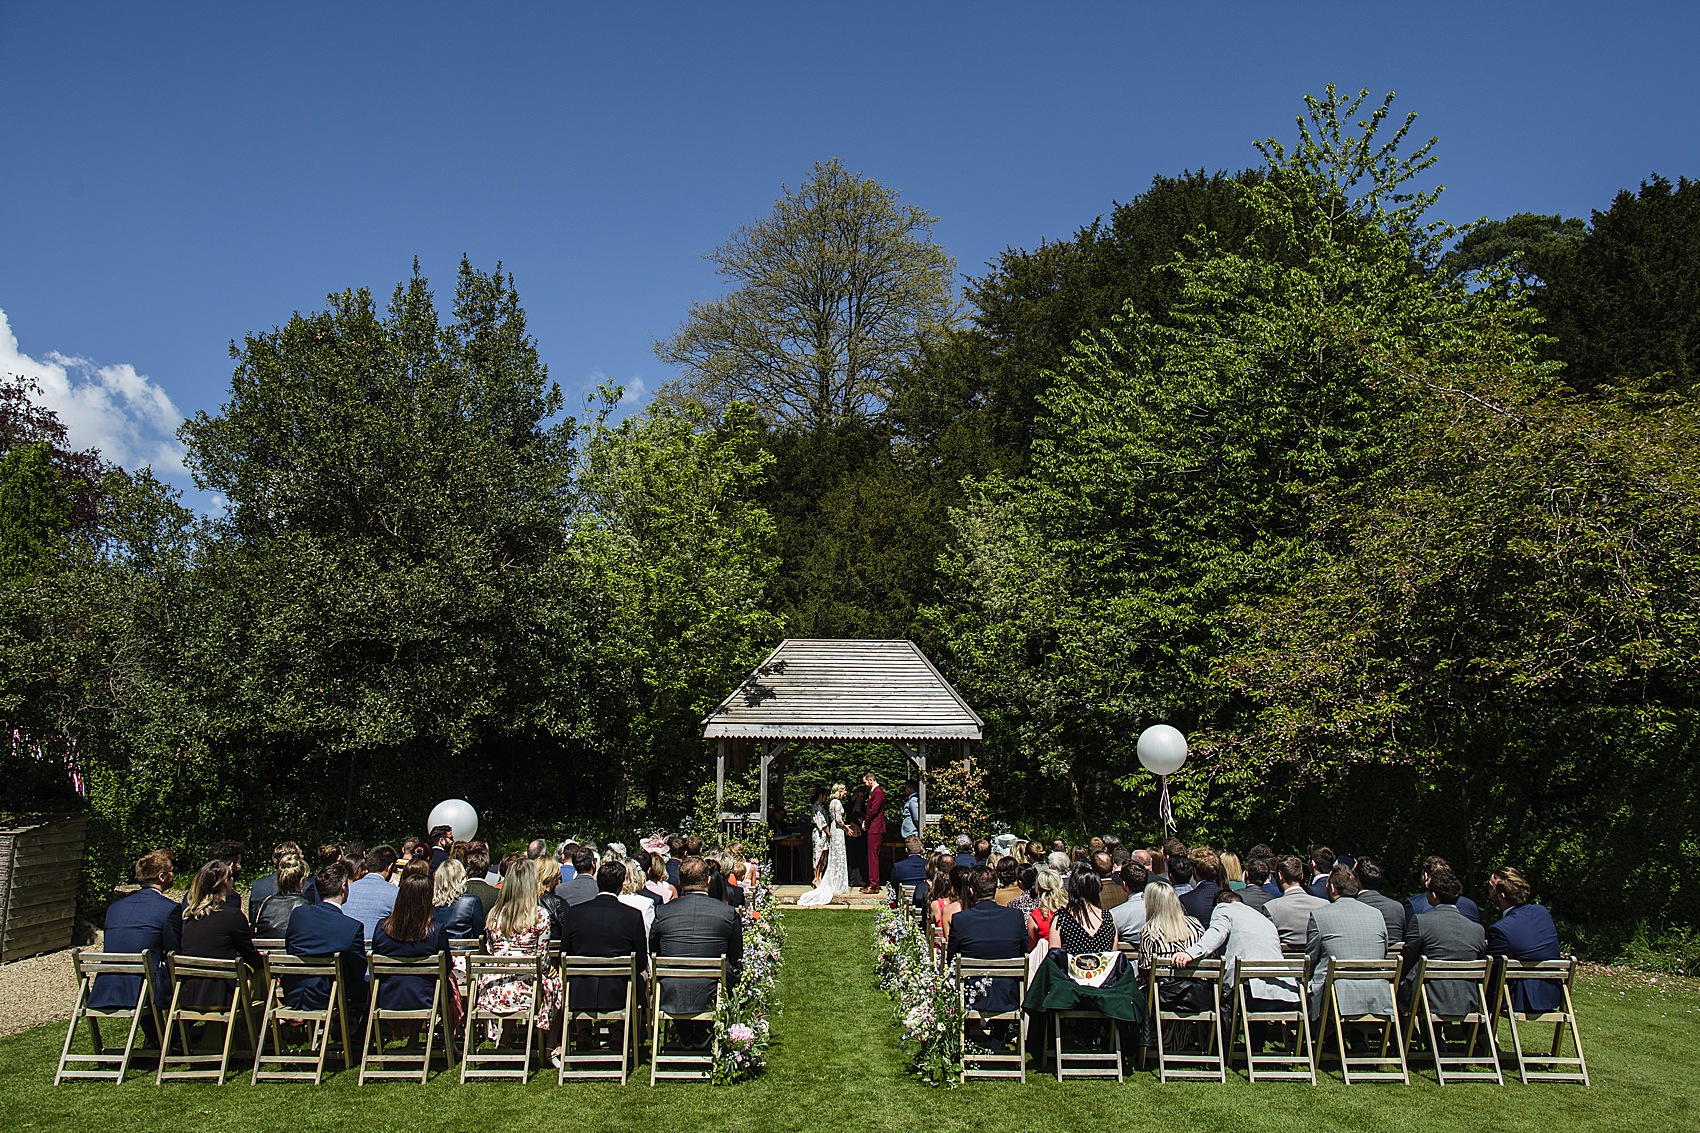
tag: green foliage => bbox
[923,759,989,841]
[1538,174,1700,394]
[0,443,71,582]
[655,158,957,428]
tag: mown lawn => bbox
[4,910,1695,1133]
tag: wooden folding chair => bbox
[252,952,354,1083]
[1318,958,1408,1084]
[560,954,640,1084]
[155,954,259,1083]
[1403,958,1501,1084]
[251,938,286,955]
[461,954,542,1081]
[56,951,163,1084]
[956,956,1028,1082]
[1493,957,1588,1085]
[1229,958,1314,1083]
[649,955,726,1084]
[359,953,455,1083]
[1146,960,1227,1082]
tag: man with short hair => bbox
[1179,850,1222,921]
[463,843,498,911]
[341,847,397,941]
[427,825,454,873]
[890,835,928,908]
[562,861,649,1016]
[1237,857,1277,912]
[1406,855,1483,923]
[1305,846,1337,899]
[1399,868,1485,1016]
[527,838,547,861]
[1352,857,1407,941]
[947,866,1028,1017]
[954,835,976,870]
[1485,865,1562,1014]
[860,772,887,893]
[1093,851,1127,910]
[649,857,743,1038]
[1174,889,1297,1022]
[683,835,705,860]
[1264,855,1329,951]
[1305,864,1391,1023]
[665,837,686,890]
[972,837,991,866]
[1169,855,1196,897]
[90,850,180,1034]
[899,780,922,840]
[285,861,367,1025]
[1111,862,1149,945]
[557,847,600,906]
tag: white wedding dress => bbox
[797,798,848,906]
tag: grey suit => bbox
[555,874,599,907]
[1236,884,1275,913]
[1264,889,1329,951]
[1401,903,1486,1017]
[1354,889,1407,942]
[1190,901,1298,1004]
[649,891,743,1014]
[1306,897,1392,1021]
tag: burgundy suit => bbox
[864,784,887,887]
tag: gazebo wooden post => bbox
[715,739,727,816]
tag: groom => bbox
[859,772,886,893]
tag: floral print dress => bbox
[476,905,563,1040]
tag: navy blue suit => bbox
[946,901,1028,1014]
[1407,891,1482,923]
[90,888,180,1011]
[1179,880,1220,923]
[284,901,367,1014]
[562,893,648,1013]
[889,853,926,904]
[1486,903,1563,1013]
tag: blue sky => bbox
[3,3,1696,506]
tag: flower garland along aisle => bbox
[712,867,786,1084]
[872,902,964,1087]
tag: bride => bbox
[797,783,849,906]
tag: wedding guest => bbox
[427,825,454,873]
[430,858,485,941]
[1173,889,1296,1029]
[300,842,343,904]
[557,847,600,906]
[1138,880,1205,974]
[889,836,928,906]
[1398,868,1485,1015]
[537,856,572,942]
[643,853,677,904]
[1237,857,1277,913]
[619,859,658,936]
[649,856,742,1040]
[285,861,368,1024]
[463,843,498,910]
[1220,852,1246,891]
[559,860,650,1067]
[954,835,976,870]
[173,859,264,1008]
[343,848,398,944]
[1305,846,1337,898]
[1352,857,1408,941]
[1094,851,1128,910]
[1305,864,1391,1023]
[90,850,179,1029]
[973,838,992,866]
[993,857,1023,906]
[947,867,1027,1016]
[1027,867,1066,949]
[478,852,562,1043]
[665,836,687,890]
[1111,861,1150,945]
[1264,855,1329,951]
[1048,869,1117,956]
[371,862,443,1015]
[1406,855,1483,923]
[929,860,960,953]
[208,840,245,911]
[1179,849,1223,921]
[247,840,303,921]
[1485,865,1563,1014]
[1007,864,1040,920]
[252,851,308,939]
[1169,855,1196,897]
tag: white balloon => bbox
[1137,724,1188,776]
[427,798,479,842]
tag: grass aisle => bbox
[1,910,1695,1133]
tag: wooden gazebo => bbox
[703,639,983,831]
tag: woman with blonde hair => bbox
[617,859,657,938]
[476,857,562,1043]
[1027,866,1066,949]
[797,782,850,906]
[1220,851,1246,891]
[431,857,485,940]
[1138,880,1205,972]
[537,856,570,942]
[174,859,263,1007]
[252,851,308,939]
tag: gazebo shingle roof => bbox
[702,639,983,741]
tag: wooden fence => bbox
[0,814,88,963]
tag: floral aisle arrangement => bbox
[872,902,964,1087]
[712,868,785,1084]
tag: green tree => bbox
[926,86,1529,832]
[179,259,577,835]
[1537,175,1700,394]
[0,443,72,582]
[655,158,957,428]
[1441,211,1586,292]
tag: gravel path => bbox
[0,936,94,1038]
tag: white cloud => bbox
[0,307,187,475]
[616,375,648,408]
